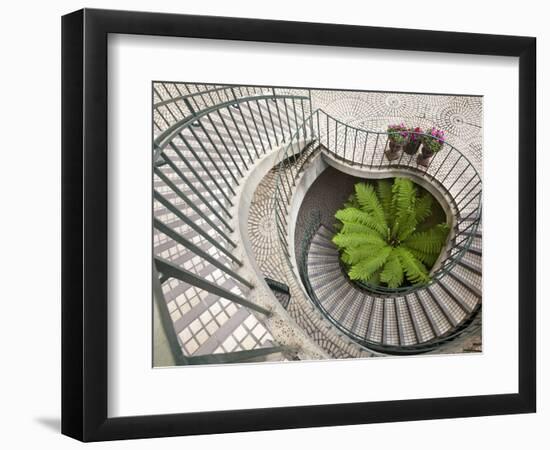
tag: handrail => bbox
[153,84,287,109]
[152,91,314,359]
[272,108,482,297]
[154,94,310,152]
[154,84,247,107]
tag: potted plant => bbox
[385,123,409,161]
[417,127,445,167]
[404,126,423,155]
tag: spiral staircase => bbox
[152,82,482,365]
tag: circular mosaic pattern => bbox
[417,94,455,107]
[316,97,377,125]
[257,214,276,238]
[367,93,421,118]
[434,106,481,142]
[385,94,403,109]
[450,112,466,126]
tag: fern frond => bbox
[370,269,382,286]
[415,192,433,224]
[334,207,387,238]
[394,247,430,285]
[340,221,376,235]
[402,245,439,267]
[344,241,390,264]
[348,246,392,281]
[376,179,394,224]
[380,249,404,288]
[396,213,417,242]
[403,223,450,255]
[355,183,387,229]
[392,178,417,219]
[391,177,417,238]
[332,231,385,250]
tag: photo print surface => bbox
[152,83,482,367]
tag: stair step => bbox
[457,258,482,275]
[427,283,467,326]
[405,294,436,343]
[349,294,374,339]
[395,297,418,346]
[323,279,354,314]
[335,288,363,329]
[327,280,357,322]
[366,298,384,343]
[415,290,452,337]
[446,270,482,299]
[383,299,400,346]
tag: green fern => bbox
[332,178,450,288]
[415,192,433,224]
[376,179,394,224]
[380,249,404,288]
[334,207,387,237]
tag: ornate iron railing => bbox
[273,109,482,295]
[152,88,312,364]
[295,209,481,354]
[151,83,482,360]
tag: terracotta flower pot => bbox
[386,140,405,161]
[421,145,435,159]
[417,144,435,167]
[404,140,421,155]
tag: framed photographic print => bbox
[62,8,536,441]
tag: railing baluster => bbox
[154,217,252,288]
[430,149,454,182]
[326,115,332,154]
[155,257,271,316]
[160,148,232,221]
[273,92,285,142]
[204,115,245,176]
[177,133,235,201]
[343,125,348,160]
[370,133,379,168]
[153,192,237,264]
[215,110,249,170]
[360,131,368,168]
[154,167,235,241]
[351,128,358,165]
[264,99,279,146]
[447,163,470,192]
[255,100,273,149]
[292,99,300,142]
[226,105,254,164]
[440,154,462,185]
[282,98,293,140]
[300,99,306,139]
[194,120,240,184]
[187,126,236,194]
[456,179,481,207]
[245,101,267,155]
[236,104,261,159]
[378,136,389,169]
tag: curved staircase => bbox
[306,225,481,353]
[151,82,483,364]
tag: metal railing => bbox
[273,108,482,295]
[152,88,312,363]
[152,84,482,358]
[295,209,482,354]
[270,108,482,353]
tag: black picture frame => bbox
[61,8,536,442]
